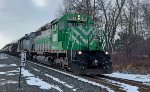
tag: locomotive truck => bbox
[16,14,112,74]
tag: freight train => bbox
[1,43,18,56]
[1,14,112,74]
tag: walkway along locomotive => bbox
[17,14,112,74]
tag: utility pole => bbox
[19,51,26,88]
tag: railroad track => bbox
[80,74,128,92]
[97,75,150,89]
[29,60,73,73]
[28,60,150,92]
[28,60,123,92]
[81,74,150,92]
[30,61,126,92]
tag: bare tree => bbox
[57,0,150,55]
[97,0,126,52]
[114,0,150,57]
[142,2,150,29]
[57,0,99,18]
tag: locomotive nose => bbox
[71,26,96,50]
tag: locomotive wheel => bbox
[48,57,54,66]
[33,56,37,62]
[67,50,81,73]
[57,63,61,69]
[60,62,63,69]
[30,55,33,61]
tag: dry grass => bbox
[112,55,150,74]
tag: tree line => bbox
[57,0,150,57]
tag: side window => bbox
[68,23,73,27]
[55,24,57,30]
[67,22,77,27]
[78,23,85,26]
[46,23,50,29]
[60,21,64,30]
[52,23,58,32]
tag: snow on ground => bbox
[6,70,19,73]
[31,66,77,91]
[0,58,62,92]
[21,68,63,92]
[0,64,17,67]
[0,54,7,59]
[0,72,5,74]
[0,80,18,86]
[105,72,150,85]
[45,74,77,91]
[31,62,115,92]
[0,79,5,81]
[0,63,18,86]
[102,78,139,92]
[0,64,19,75]
[0,71,16,76]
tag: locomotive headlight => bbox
[78,17,80,20]
[78,15,80,20]
[78,51,82,54]
[105,51,109,55]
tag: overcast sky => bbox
[0,0,62,49]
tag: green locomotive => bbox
[18,14,112,74]
[35,14,104,52]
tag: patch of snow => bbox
[7,70,19,73]
[105,72,150,85]
[7,73,16,76]
[31,62,114,92]
[45,74,77,91]
[10,64,17,66]
[21,68,63,92]
[0,80,18,85]
[0,64,17,67]
[103,78,139,92]
[0,79,5,81]
[0,72,5,74]
[0,54,7,59]
[31,67,77,91]
[21,68,34,77]
[31,66,77,91]
[0,71,17,76]
[0,69,19,76]
[32,68,40,72]
[0,64,8,67]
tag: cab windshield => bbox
[67,21,86,28]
